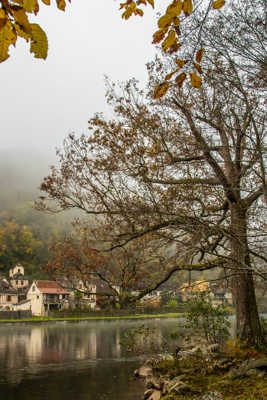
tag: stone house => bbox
[0,279,18,310]
[179,280,210,302]
[27,280,70,316]
[74,280,97,309]
[9,263,29,291]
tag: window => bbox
[16,280,18,285]
[7,295,11,302]
[37,295,39,299]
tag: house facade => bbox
[9,263,29,291]
[0,279,18,310]
[27,280,70,316]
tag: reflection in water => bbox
[0,318,181,400]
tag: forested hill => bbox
[0,149,72,279]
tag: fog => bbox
[0,2,171,203]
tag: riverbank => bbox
[136,342,267,400]
[0,312,183,324]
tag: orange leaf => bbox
[175,72,186,88]
[194,63,203,74]
[136,8,144,16]
[190,72,202,88]
[161,29,177,52]
[154,82,169,99]
[56,0,66,11]
[168,42,181,54]
[165,69,178,81]
[152,29,167,44]
[175,58,185,68]
[212,0,225,9]
[147,0,154,8]
[173,16,180,26]
[183,0,193,15]
[196,48,204,63]
[166,1,183,17]
[158,14,173,29]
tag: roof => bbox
[0,279,17,294]
[11,272,28,279]
[35,281,70,295]
[180,280,210,293]
[17,299,31,305]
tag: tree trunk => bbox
[230,204,264,347]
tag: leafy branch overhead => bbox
[120,0,226,94]
[0,0,70,63]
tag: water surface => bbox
[0,318,181,400]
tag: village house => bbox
[0,279,18,310]
[74,280,97,309]
[9,263,29,291]
[27,280,70,316]
[0,264,30,310]
[179,280,210,302]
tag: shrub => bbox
[166,299,178,309]
[184,293,230,344]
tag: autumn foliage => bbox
[0,0,70,62]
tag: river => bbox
[0,318,182,400]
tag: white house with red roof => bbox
[27,280,70,316]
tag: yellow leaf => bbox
[196,48,204,63]
[175,72,186,88]
[166,1,183,17]
[173,16,180,26]
[147,0,154,8]
[22,0,38,13]
[152,28,167,44]
[56,0,66,11]
[122,7,134,20]
[135,8,144,16]
[0,21,17,63]
[175,58,185,67]
[165,68,178,80]
[162,29,177,52]
[212,0,225,9]
[154,82,169,99]
[183,0,193,15]
[0,19,7,30]
[158,14,173,29]
[0,10,6,18]
[14,22,31,41]
[30,23,48,59]
[168,42,181,54]
[12,8,32,34]
[190,72,202,88]
[41,0,50,4]
[194,63,203,74]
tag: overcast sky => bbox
[1,1,168,157]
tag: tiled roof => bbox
[35,280,70,295]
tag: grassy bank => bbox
[0,312,183,324]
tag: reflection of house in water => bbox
[27,280,70,316]
[26,327,44,361]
